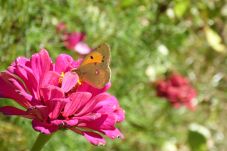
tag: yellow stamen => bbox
[78,79,82,85]
[58,72,65,84]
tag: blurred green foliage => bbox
[0,0,227,150]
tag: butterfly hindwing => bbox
[77,63,110,89]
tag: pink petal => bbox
[91,94,125,122]
[50,120,64,126]
[94,95,118,110]
[83,131,106,146]
[54,54,74,73]
[70,129,106,146]
[64,119,78,126]
[94,95,125,122]
[0,72,31,108]
[40,86,64,103]
[61,72,79,93]
[8,57,31,82]
[71,58,83,69]
[74,113,102,122]
[76,93,111,116]
[51,119,78,127]
[102,128,124,139]
[15,64,40,99]
[32,120,58,134]
[27,105,49,121]
[74,42,91,55]
[48,98,68,120]
[0,106,26,116]
[77,82,111,96]
[63,92,92,117]
[85,114,116,130]
[30,49,52,84]
[8,75,27,94]
[16,90,33,103]
[114,108,125,122]
[7,57,29,74]
[41,71,60,87]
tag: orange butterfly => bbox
[73,43,111,89]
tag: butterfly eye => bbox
[90,56,94,59]
[102,60,104,62]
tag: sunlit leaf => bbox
[162,141,177,151]
[174,0,189,18]
[205,27,226,53]
[120,0,136,7]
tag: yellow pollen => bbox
[58,72,65,84]
[78,79,82,85]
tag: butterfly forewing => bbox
[96,43,110,65]
[80,43,110,66]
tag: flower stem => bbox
[31,133,53,151]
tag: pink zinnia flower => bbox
[0,49,124,145]
[155,73,197,110]
[63,32,91,55]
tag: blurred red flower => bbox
[155,73,197,110]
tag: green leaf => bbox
[174,0,189,18]
[120,0,136,8]
[187,124,209,151]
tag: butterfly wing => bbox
[95,43,110,65]
[81,43,110,66]
[76,43,111,89]
[77,63,110,89]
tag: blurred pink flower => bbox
[0,49,124,145]
[56,22,67,33]
[155,73,197,110]
[63,32,91,55]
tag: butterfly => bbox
[73,43,111,89]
